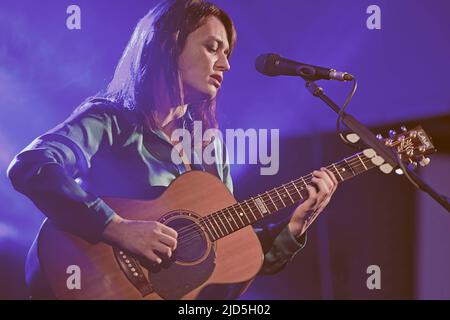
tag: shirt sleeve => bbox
[255,222,307,275]
[221,146,307,276]
[6,101,121,243]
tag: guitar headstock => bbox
[377,125,436,170]
[347,125,436,174]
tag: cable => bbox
[336,78,359,148]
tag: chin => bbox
[186,87,217,103]
[185,83,219,103]
[198,83,218,98]
[205,90,218,100]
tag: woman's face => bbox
[178,16,231,103]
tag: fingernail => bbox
[157,258,162,264]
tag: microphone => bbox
[255,53,354,82]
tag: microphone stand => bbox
[304,81,450,213]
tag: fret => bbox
[274,188,286,207]
[356,153,368,171]
[229,206,245,227]
[217,214,230,235]
[339,162,354,180]
[222,210,235,233]
[283,184,295,203]
[226,207,240,230]
[201,217,215,241]
[301,176,308,189]
[244,200,260,220]
[292,181,304,200]
[201,150,383,241]
[265,191,278,211]
[211,215,225,237]
[236,209,247,225]
[237,202,252,224]
[332,163,344,182]
[205,217,220,240]
[344,158,357,176]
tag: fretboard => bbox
[200,151,377,241]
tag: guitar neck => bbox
[201,151,377,241]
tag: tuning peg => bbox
[363,148,376,158]
[400,126,407,132]
[419,156,431,167]
[379,163,394,174]
[376,134,383,140]
[346,133,360,143]
[409,130,417,138]
[409,161,418,170]
[371,155,385,166]
[389,130,397,138]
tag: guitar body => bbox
[36,171,264,299]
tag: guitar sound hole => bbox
[165,217,208,263]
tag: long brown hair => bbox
[105,0,236,133]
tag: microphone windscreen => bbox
[255,53,280,76]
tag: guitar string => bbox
[174,153,373,245]
[173,153,376,248]
[175,132,411,242]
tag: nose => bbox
[215,53,231,72]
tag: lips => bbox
[210,74,223,87]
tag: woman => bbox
[7,0,337,299]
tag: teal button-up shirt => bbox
[8,98,306,275]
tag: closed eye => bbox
[206,45,218,54]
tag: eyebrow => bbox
[205,36,230,55]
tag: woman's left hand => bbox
[288,167,339,239]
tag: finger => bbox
[322,168,339,192]
[312,171,333,197]
[318,185,334,212]
[313,170,334,191]
[159,223,178,239]
[145,250,163,264]
[314,169,336,197]
[159,232,177,250]
[326,168,339,185]
[153,241,173,258]
[311,177,330,203]
[305,185,318,207]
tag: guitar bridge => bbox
[113,247,154,297]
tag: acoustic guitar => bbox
[34,126,435,299]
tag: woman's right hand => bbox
[102,214,178,264]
